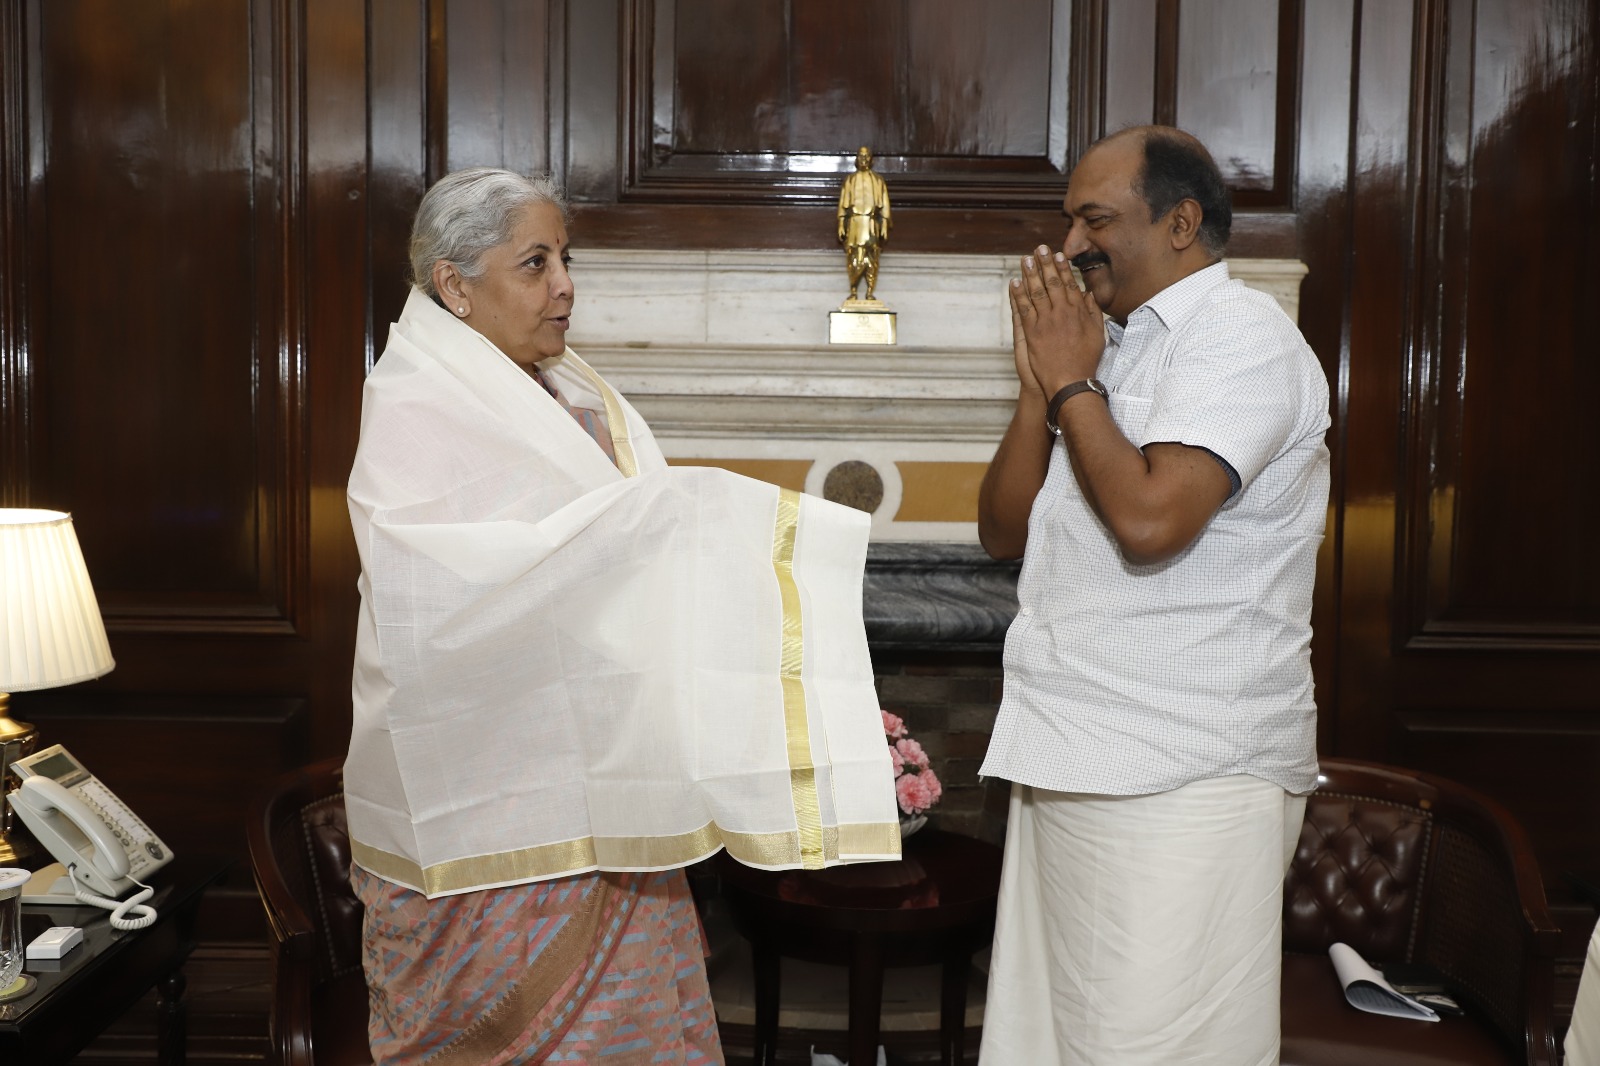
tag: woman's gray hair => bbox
[409,168,567,297]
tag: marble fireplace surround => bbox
[568,250,1307,648]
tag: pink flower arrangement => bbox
[882,710,942,817]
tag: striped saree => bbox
[352,864,723,1065]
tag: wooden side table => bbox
[716,829,1002,1066]
[0,854,229,1065]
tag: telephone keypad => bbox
[74,779,161,876]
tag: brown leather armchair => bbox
[1281,758,1560,1066]
[246,758,372,1066]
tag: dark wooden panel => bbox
[20,695,312,858]
[34,0,256,593]
[678,0,1066,159]
[1102,0,1158,134]
[1399,0,1600,646]
[567,0,621,199]
[303,0,370,758]
[1293,0,1356,760]
[572,0,1307,243]
[788,0,903,151]
[1330,0,1419,760]
[0,1,28,503]
[20,0,304,634]
[905,0,1054,157]
[1395,709,1600,889]
[622,0,1072,206]
[670,0,790,153]
[1175,0,1284,191]
[1331,0,1600,912]
[566,198,1301,257]
[71,633,311,696]
[1089,0,1299,207]
[443,0,552,176]
[370,1,427,361]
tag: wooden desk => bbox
[717,829,1002,1066]
[0,854,229,1066]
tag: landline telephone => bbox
[5,743,173,930]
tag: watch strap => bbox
[1044,378,1108,435]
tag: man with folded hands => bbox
[976,126,1331,1066]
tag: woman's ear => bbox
[1169,199,1204,252]
[432,261,470,316]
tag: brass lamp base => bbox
[0,692,39,865]
[0,832,35,866]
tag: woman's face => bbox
[454,202,573,367]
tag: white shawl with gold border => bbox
[345,289,899,898]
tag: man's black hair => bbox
[1135,130,1232,257]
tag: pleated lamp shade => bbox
[0,509,115,693]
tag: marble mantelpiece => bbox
[568,249,1308,546]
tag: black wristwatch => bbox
[1044,378,1108,436]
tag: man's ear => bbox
[1168,199,1204,252]
[432,260,469,314]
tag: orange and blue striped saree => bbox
[352,864,723,1065]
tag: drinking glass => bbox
[0,867,28,989]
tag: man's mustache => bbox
[1072,252,1109,271]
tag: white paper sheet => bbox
[1328,942,1440,1022]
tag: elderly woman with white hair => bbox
[342,168,900,1064]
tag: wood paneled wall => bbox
[2,0,1597,951]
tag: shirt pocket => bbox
[1107,391,1152,442]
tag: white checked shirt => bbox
[981,262,1331,795]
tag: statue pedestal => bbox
[829,297,896,345]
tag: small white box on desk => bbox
[26,925,83,960]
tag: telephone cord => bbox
[67,864,158,930]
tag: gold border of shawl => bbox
[350,820,900,898]
[567,351,638,477]
[771,487,826,868]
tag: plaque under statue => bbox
[830,146,896,345]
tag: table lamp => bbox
[0,509,116,864]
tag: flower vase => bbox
[898,814,927,840]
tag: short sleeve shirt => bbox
[980,262,1331,796]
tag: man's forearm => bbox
[977,391,1054,560]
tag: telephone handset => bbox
[5,743,172,930]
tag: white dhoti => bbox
[1567,919,1600,1065]
[978,775,1304,1066]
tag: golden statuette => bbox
[830,146,896,345]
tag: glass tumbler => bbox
[0,867,27,989]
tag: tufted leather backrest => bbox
[1282,789,1432,959]
[257,765,364,987]
[298,793,363,983]
[251,760,375,1066]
